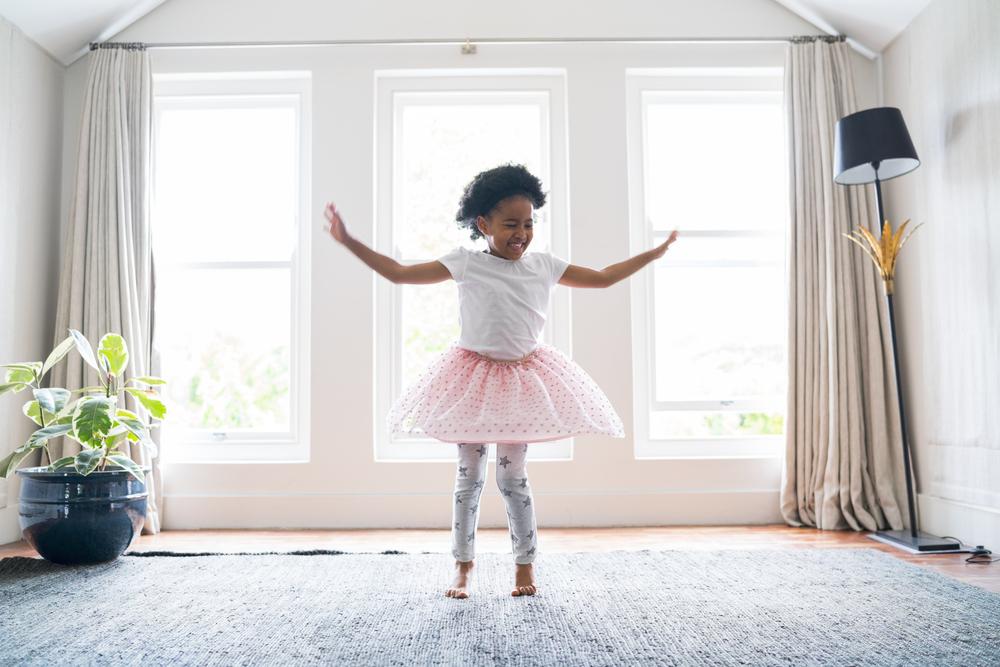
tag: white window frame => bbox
[626,68,787,460]
[373,69,572,462]
[152,72,312,463]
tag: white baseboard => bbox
[11,491,992,545]
[918,493,1000,549]
[162,489,785,529]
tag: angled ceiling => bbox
[772,0,935,56]
[0,0,935,66]
[0,0,168,65]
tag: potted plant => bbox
[0,329,166,565]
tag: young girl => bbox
[324,163,677,600]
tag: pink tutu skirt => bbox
[387,342,626,444]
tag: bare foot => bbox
[512,563,537,597]
[445,560,474,599]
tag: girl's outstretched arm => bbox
[558,230,678,288]
[323,202,451,285]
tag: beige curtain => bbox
[781,38,910,532]
[42,45,162,534]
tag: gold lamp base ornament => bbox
[843,219,923,295]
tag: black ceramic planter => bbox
[15,465,150,565]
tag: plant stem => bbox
[33,381,52,467]
[37,384,46,429]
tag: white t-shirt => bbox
[436,246,570,360]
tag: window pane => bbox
[645,99,785,232]
[653,262,786,401]
[401,281,460,390]
[650,410,784,439]
[156,268,291,432]
[661,235,784,265]
[154,104,297,262]
[396,99,548,259]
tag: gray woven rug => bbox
[2,548,999,666]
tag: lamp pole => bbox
[870,162,918,540]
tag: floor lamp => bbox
[833,106,955,552]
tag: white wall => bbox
[882,0,1000,549]
[52,0,879,529]
[0,15,64,544]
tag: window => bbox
[152,73,311,462]
[626,68,788,458]
[373,70,570,461]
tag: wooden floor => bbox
[1,525,996,594]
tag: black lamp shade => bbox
[834,107,920,184]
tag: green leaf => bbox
[48,456,76,470]
[73,397,115,444]
[23,400,42,425]
[97,334,128,377]
[2,362,39,371]
[22,400,54,426]
[41,336,76,381]
[26,423,73,447]
[0,445,39,478]
[124,387,167,420]
[106,432,128,447]
[130,376,167,386]
[116,408,140,420]
[106,454,144,483]
[1,382,29,397]
[0,452,13,478]
[118,417,158,457]
[33,388,71,414]
[69,329,100,373]
[74,447,105,475]
[5,367,35,384]
[3,361,42,381]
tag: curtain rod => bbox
[91,34,846,51]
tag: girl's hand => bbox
[323,202,350,244]
[651,230,678,259]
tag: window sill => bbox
[162,439,310,464]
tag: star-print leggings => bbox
[452,442,538,565]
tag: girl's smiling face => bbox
[476,195,534,260]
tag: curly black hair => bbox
[454,163,547,241]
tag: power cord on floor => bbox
[940,536,997,564]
